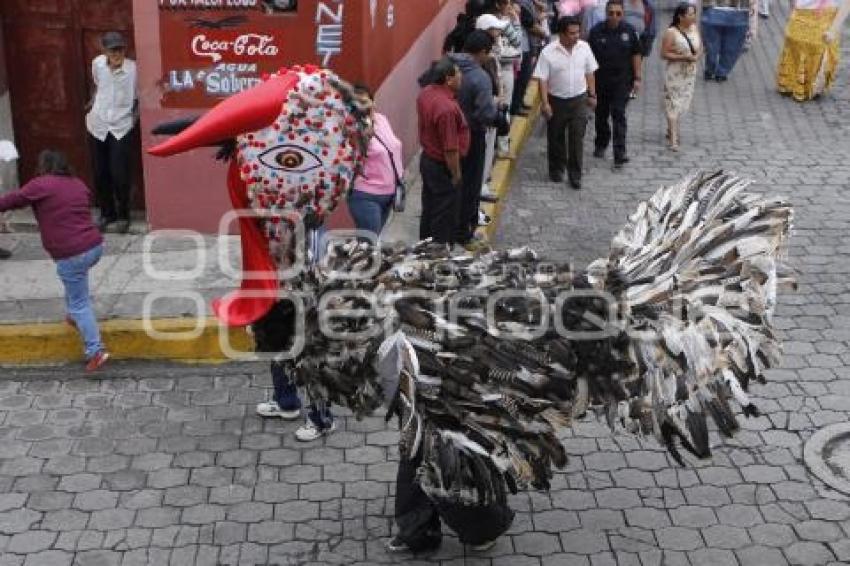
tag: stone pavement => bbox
[2,6,850,566]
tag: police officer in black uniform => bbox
[587,0,642,168]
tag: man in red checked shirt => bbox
[416,57,470,246]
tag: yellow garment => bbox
[777,8,840,101]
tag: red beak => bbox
[148,72,300,156]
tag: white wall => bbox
[0,91,17,192]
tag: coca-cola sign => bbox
[158,4,293,108]
[191,33,280,63]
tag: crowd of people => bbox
[413,0,849,249]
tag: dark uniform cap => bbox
[102,32,127,50]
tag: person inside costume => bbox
[150,68,796,555]
[149,66,372,442]
[777,0,850,100]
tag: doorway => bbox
[1,0,144,211]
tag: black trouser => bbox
[394,452,442,551]
[594,77,630,161]
[419,155,459,245]
[90,132,133,221]
[546,93,588,183]
[394,451,515,548]
[510,50,534,114]
[456,130,487,244]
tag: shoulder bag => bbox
[373,133,407,213]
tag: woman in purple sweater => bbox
[0,150,109,372]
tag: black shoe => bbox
[759,12,769,18]
[114,220,131,234]
[387,534,441,553]
[614,156,630,168]
[0,247,11,260]
[549,172,564,183]
[97,217,116,232]
[569,178,582,190]
[592,147,605,159]
[715,75,728,82]
[704,72,715,81]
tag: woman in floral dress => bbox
[661,3,702,151]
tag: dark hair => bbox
[352,82,373,100]
[606,0,625,8]
[555,16,581,33]
[670,2,695,27]
[463,29,494,54]
[418,56,459,87]
[37,150,72,177]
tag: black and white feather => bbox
[253,171,795,506]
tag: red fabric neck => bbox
[211,160,279,326]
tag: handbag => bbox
[373,133,407,213]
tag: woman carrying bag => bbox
[661,3,703,151]
[347,85,405,238]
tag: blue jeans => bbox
[271,362,333,429]
[56,244,104,358]
[347,190,393,237]
[701,8,749,78]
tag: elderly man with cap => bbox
[475,11,513,205]
[86,31,138,234]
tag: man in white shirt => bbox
[86,31,137,234]
[533,16,598,190]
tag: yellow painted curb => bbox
[0,318,254,366]
[482,82,541,241]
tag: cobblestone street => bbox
[2,5,850,566]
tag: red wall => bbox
[135,0,463,232]
[0,22,7,96]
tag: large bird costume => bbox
[150,66,796,545]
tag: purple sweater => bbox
[0,174,103,260]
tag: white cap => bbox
[475,14,508,31]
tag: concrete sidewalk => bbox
[0,86,540,366]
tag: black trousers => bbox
[90,132,133,221]
[394,453,442,551]
[546,93,588,183]
[510,50,534,114]
[394,452,515,548]
[419,155,459,245]
[456,130,487,244]
[594,78,630,160]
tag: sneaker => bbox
[85,350,110,372]
[477,210,492,227]
[0,247,11,260]
[470,539,498,552]
[256,400,301,420]
[295,418,337,442]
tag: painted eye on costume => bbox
[258,145,322,173]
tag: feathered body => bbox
[249,171,795,506]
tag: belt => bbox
[549,92,587,102]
